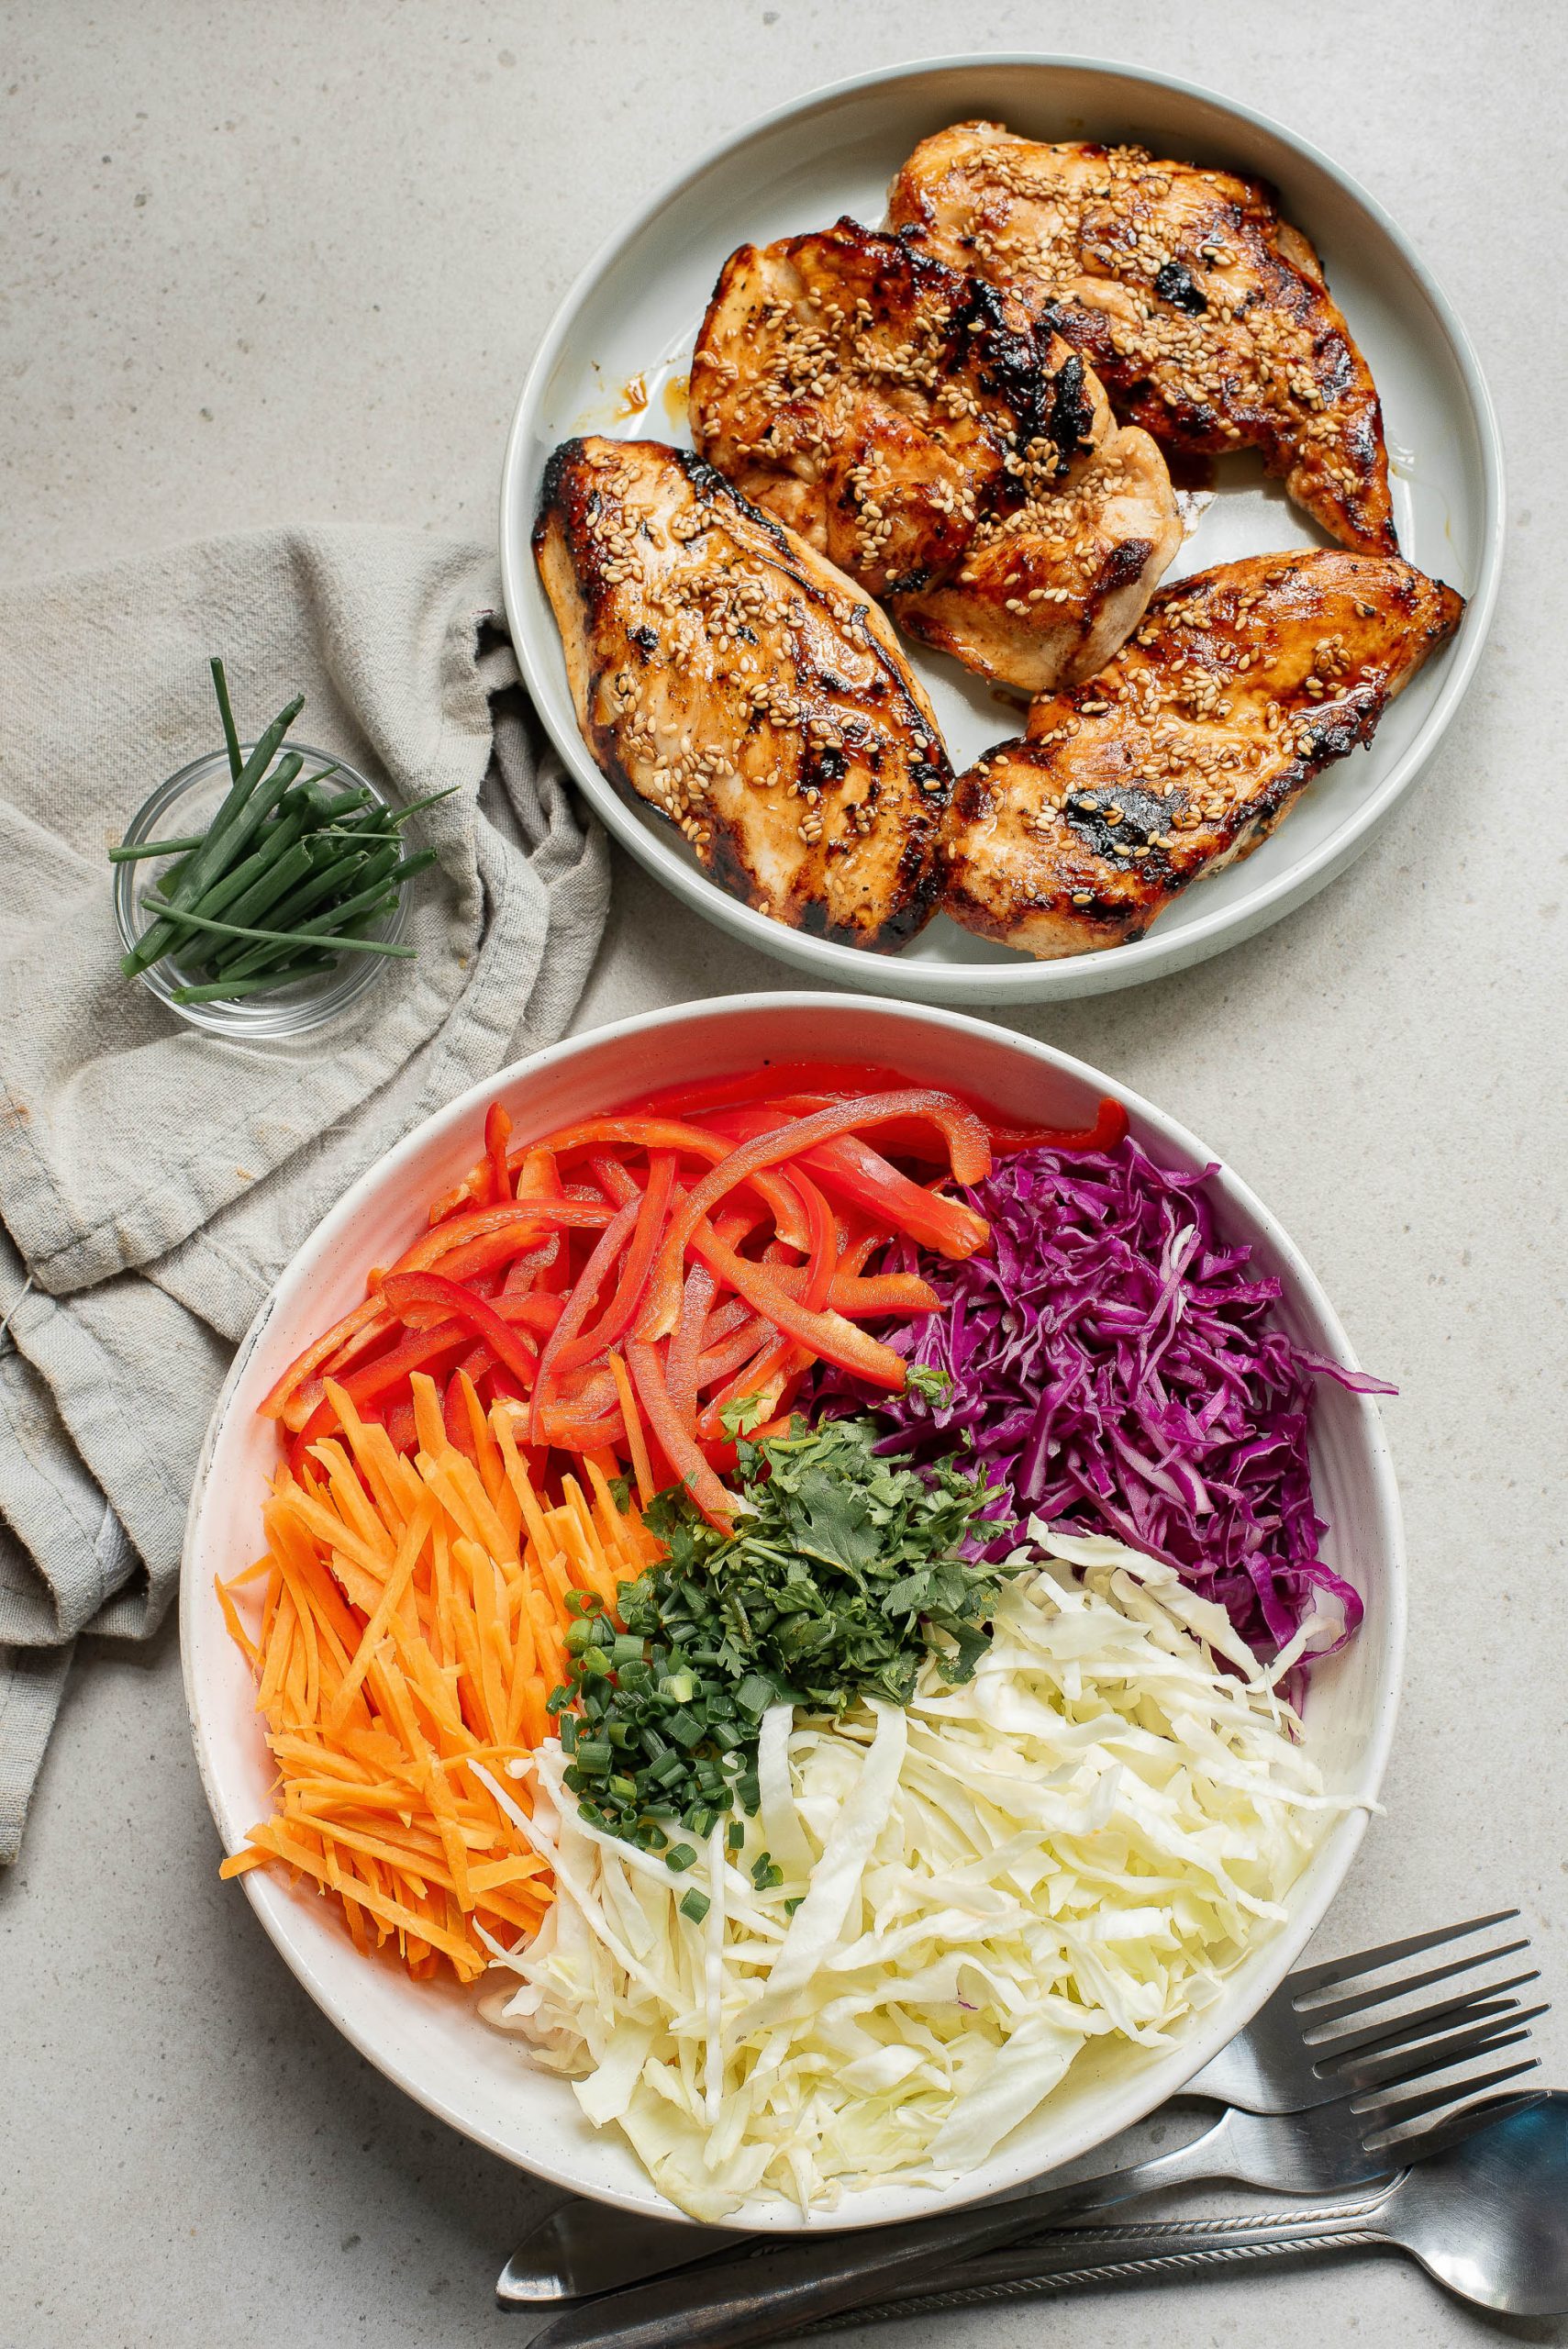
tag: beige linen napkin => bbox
[0,526,610,1858]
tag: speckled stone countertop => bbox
[3,4,1564,2345]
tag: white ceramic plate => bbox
[182,995,1405,2231]
[501,53,1501,1006]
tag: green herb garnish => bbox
[555,1417,1015,1852]
[114,656,455,1006]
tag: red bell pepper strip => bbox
[554,1152,679,1375]
[260,1294,387,1421]
[589,1151,642,1207]
[768,1265,940,1319]
[379,1272,546,1400]
[696,1334,801,1443]
[804,1134,990,1260]
[484,1101,513,1205]
[783,1168,836,1313]
[684,1218,906,1390]
[535,1405,626,1451]
[499,1235,559,1299]
[695,1105,986,1260]
[529,1197,643,1443]
[505,1119,811,1249]
[516,1145,563,1198]
[385,1397,417,1457]
[666,1262,718,1433]
[695,1293,754,1350]
[626,1335,736,1533]
[695,1313,771,1390]
[286,1291,562,1438]
[377,1285,562,1339]
[444,1371,482,1463]
[986,1097,1129,1154]
[639,1091,992,1340]
[619,1063,916,1122]
[693,1102,991,1259]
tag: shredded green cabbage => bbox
[475,1526,1351,2218]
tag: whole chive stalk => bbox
[140,893,415,957]
[210,656,244,781]
[107,833,209,862]
[169,959,340,1005]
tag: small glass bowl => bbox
[113,743,410,1040]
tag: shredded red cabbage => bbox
[803,1141,1391,1672]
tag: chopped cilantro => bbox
[556,1417,1014,1854]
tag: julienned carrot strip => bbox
[607,1351,655,1508]
[215,1572,261,1665]
[626,1336,735,1533]
[220,1390,662,1983]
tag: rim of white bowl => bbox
[181,992,1407,2225]
[500,50,1504,1006]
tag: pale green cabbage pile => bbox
[474,1526,1350,2219]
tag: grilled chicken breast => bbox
[534,436,952,952]
[942,551,1462,959]
[888,124,1396,557]
[690,217,1181,695]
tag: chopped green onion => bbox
[679,1889,711,1925]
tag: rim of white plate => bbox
[499,50,1504,1007]
[181,993,1407,2227]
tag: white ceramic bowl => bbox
[501,53,1501,1007]
[182,995,1404,2231]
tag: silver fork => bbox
[499,1908,1536,2305]
[527,2024,1543,2349]
[1191,1907,1537,2111]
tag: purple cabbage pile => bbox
[804,1141,1389,1670]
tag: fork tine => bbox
[1360,2053,1541,2143]
[1335,2007,1549,2096]
[1288,1910,1521,2005]
[1302,1938,1531,2028]
[1310,1971,1540,2063]
[1369,2088,1548,2167]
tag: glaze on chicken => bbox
[534,436,952,952]
[690,218,1180,695]
[942,551,1462,958]
[888,124,1396,556]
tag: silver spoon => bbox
[817,2093,1568,2326]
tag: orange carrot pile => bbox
[218,1370,661,1981]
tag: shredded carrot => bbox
[219,1389,657,1983]
[608,1350,655,1507]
